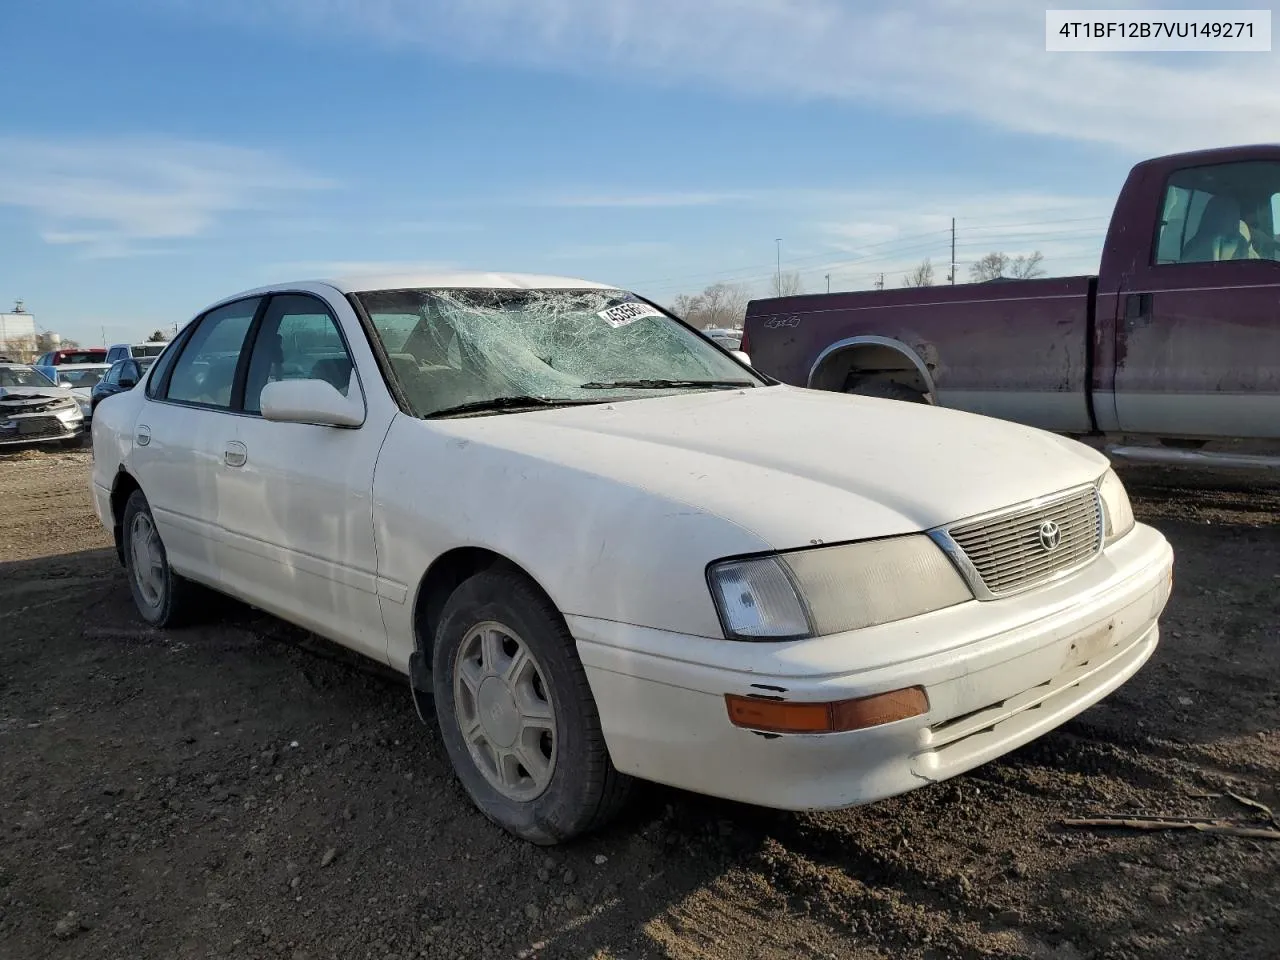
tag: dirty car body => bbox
[90,272,1174,843]
[0,364,85,447]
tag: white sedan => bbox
[91,273,1174,844]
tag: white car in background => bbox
[90,272,1173,844]
[54,362,113,420]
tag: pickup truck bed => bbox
[746,276,1099,434]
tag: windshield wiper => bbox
[424,396,606,419]
[577,379,754,390]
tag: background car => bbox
[54,363,114,420]
[703,327,743,350]
[0,363,84,449]
[90,357,156,415]
[105,341,170,364]
[33,347,108,382]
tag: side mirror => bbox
[260,378,365,427]
[730,349,752,367]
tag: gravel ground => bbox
[1,448,1278,960]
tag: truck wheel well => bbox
[109,470,141,565]
[808,341,933,397]
[412,548,557,663]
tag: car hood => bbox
[434,385,1110,548]
[0,386,69,402]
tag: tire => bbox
[120,490,203,628]
[432,567,633,844]
[844,377,932,404]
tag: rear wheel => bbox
[432,567,633,844]
[121,490,204,627]
[844,377,932,404]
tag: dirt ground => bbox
[1,448,1278,960]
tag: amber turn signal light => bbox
[725,686,929,734]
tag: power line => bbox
[635,214,1112,295]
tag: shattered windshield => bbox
[0,366,58,388]
[354,287,761,417]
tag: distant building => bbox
[0,301,37,361]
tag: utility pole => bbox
[774,238,782,295]
[874,273,885,290]
[950,217,957,284]
[101,325,107,345]
[825,274,831,293]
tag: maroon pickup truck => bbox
[742,144,1280,463]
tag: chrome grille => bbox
[943,486,1103,598]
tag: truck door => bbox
[1114,159,1280,439]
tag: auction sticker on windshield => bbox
[598,301,664,328]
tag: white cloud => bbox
[0,137,332,257]
[166,0,1280,154]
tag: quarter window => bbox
[164,298,261,409]
[243,295,354,414]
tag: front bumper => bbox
[571,522,1173,811]
[0,409,84,446]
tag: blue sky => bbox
[1,0,1275,345]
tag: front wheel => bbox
[432,567,633,844]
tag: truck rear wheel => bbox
[844,378,932,404]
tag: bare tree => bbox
[902,258,935,288]
[669,294,699,321]
[969,252,1009,282]
[698,282,751,327]
[772,270,803,297]
[1008,251,1045,279]
[669,282,751,328]
[970,250,1045,282]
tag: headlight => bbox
[708,535,973,641]
[1098,468,1135,544]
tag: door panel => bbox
[129,298,260,581]
[1115,279,1280,437]
[128,403,230,582]
[214,293,393,663]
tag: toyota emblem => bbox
[1038,520,1062,551]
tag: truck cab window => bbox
[1156,161,1280,265]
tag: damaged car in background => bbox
[0,363,85,448]
[91,273,1174,845]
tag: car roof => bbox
[208,270,618,306]
[55,362,114,370]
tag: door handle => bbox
[224,441,248,468]
[135,424,151,447]
[1124,292,1153,328]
